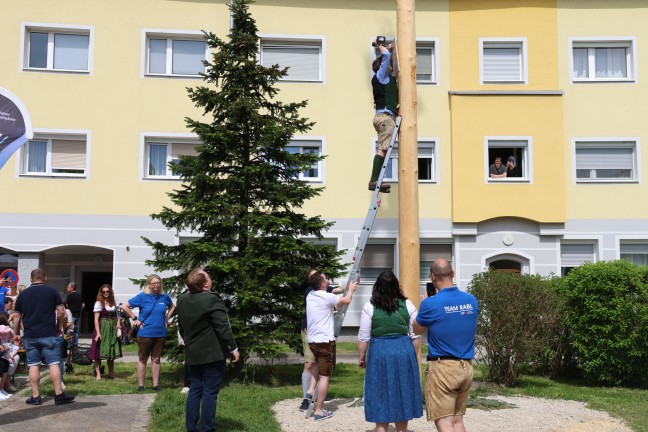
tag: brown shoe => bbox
[368,182,391,193]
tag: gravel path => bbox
[273,396,633,432]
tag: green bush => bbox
[469,271,564,386]
[561,260,648,386]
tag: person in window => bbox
[489,157,507,179]
[505,156,520,178]
[369,37,397,193]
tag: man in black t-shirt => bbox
[64,282,84,346]
[14,269,75,405]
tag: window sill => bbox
[487,178,530,183]
[576,179,638,184]
[572,78,634,84]
[20,174,86,179]
[144,73,204,79]
[22,68,90,74]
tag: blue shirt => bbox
[128,291,173,338]
[0,286,8,312]
[416,286,479,359]
[375,51,396,117]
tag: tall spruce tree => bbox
[142,0,344,364]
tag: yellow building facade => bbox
[2,0,648,329]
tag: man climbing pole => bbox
[369,36,398,193]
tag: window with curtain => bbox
[416,43,435,83]
[481,40,526,83]
[575,141,637,181]
[145,33,206,76]
[381,140,437,182]
[571,40,633,81]
[560,243,596,276]
[22,137,87,176]
[286,140,322,181]
[145,140,199,179]
[260,39,322,81]
[26,28,90,72]
[620,243,648,266]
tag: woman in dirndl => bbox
[358,270,423,432]
[89,284,122,380]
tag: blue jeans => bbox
[72,316,81,346]
[24,336,61,367]
[186,360,226,432]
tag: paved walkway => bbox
[0,337,359,432]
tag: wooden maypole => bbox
[396,0,420,308]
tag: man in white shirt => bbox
[304,271,357,421]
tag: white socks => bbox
[301,373,311,398]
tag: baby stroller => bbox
[63,332,76,374]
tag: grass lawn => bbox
[37,359,648,432]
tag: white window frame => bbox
[569,37,637,83]
[140,132,200,180]
[484,136,533,183]
[618,239,648,266]
[560,240,598,276]
[258,34,326,83]
[416,38,439,84]
[572,138,640,183]
[141,29,208,78]
[286,137,325,183]
[480,38,528,84]
[17,129,90,178]
[20,22,94,74]
[373,138,439,183]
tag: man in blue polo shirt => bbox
[413,259,478,432]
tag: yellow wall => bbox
[558,1,648,219]
[1,0,453,221]
[450,95,566,222]
[448,0,565,223]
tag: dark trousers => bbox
[186,360,226,432]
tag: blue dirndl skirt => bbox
[364,334,423,423]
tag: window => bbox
[22,23,92,72]
[560,242,596,276]
[480,39,527,83]
[144,137,199,179]
[286,140,322,181]
[486,137,531,182]
[416,40,437,84]
[570,38,636,82]
[143,30,207,77]
[620,242,648,266]
[574,140,638,182]
[380,140,438,183]
[21,132,88,177]
[259,36,325,82]
[420,243,453,293]
[359,243,394,283]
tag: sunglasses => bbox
[102,290,110,294]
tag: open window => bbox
[486,137,531,182]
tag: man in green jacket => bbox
[177,268,239,432]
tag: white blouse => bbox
[358,299,420,343]
[93,301,117,313]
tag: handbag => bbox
[130,295,158,339]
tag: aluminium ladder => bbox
[305,115,402,418]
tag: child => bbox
[0,321,19,400]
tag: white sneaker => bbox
[180,387,190,394]
[61,382,66,390]
[0,391,10,400]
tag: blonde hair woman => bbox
[121,274,175,392]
